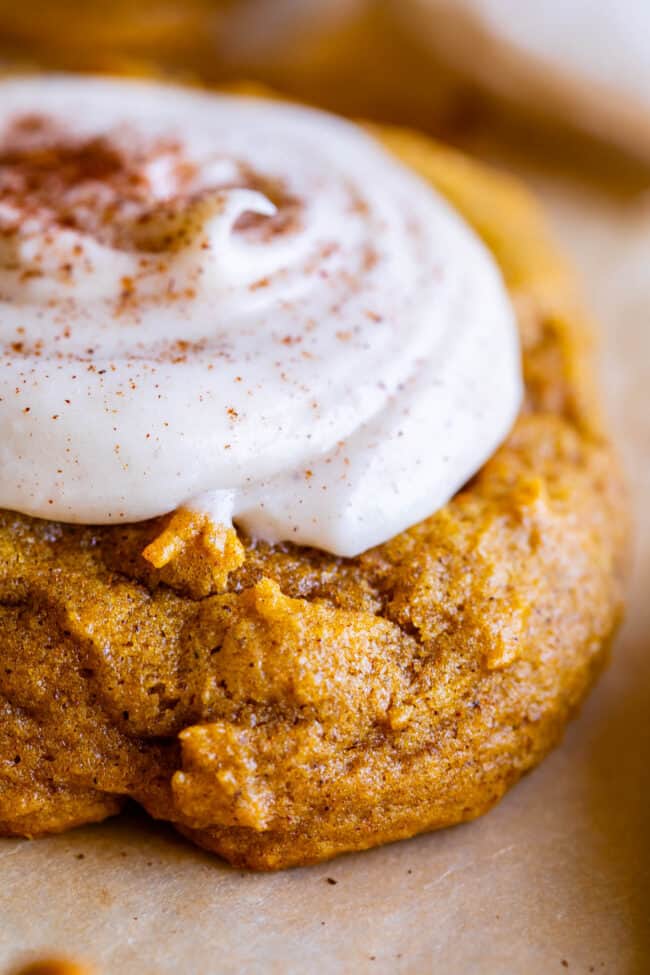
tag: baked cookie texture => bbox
[0,121,628,870]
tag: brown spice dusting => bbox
[250,276,270,291]
[365,310,383,323]
[0,114,303,274]
[233,165,302,241]
[362,245,379,271]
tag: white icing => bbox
[0,75,521,556]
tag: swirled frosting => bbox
[0,75,521,557]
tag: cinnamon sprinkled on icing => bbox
[0,76,521,556]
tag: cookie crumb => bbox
[12,960,94,975]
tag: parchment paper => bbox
[0,154,649,975]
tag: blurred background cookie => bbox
[0,0,220,73]
[393,0,650,168]
[0,1,467,137]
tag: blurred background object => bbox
[390,0,650,171]
[0,1,468,137]
[0,0,223,73]
[9,957,95,975]
[205,0,471,133]
[1,0,650,190]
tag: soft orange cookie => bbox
[0,83,627,869]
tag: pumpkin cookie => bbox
[0,77,627,869]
